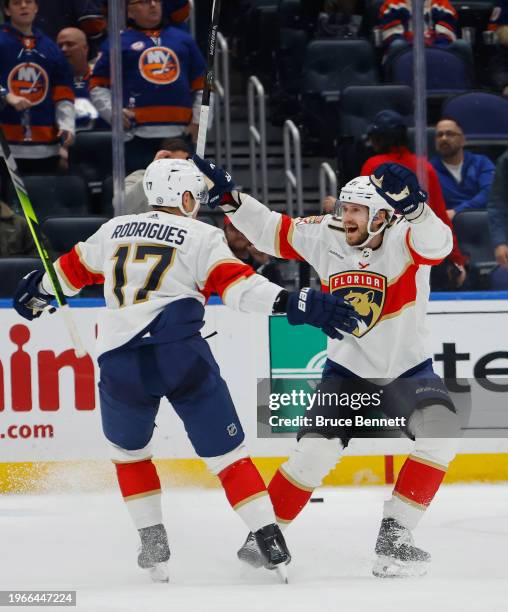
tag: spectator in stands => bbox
[124,137,192,214]
[487,0,508,96]
[0,0,75,179]
[33,1,106,55]
[90,0,205,174]
[360,110,467,289]
[487,149,508,288]
[315,0,363,39]
[223,216,285,285]
[378,0,458,56]
[0,196,38,257]
[431,118,495,220]
[56,27,104,131]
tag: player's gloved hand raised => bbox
[370,163,427,217]
[285,287,359,340]
[13,270,54,321]
[191,154,235,208]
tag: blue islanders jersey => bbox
[0,24,74,147]
[90,25,205,129]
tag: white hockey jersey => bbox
[41,210,282,356]
[230,193,453,379]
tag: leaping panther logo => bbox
[329,271,386,337]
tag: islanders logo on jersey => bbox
[329,271,387,337]
[138,46,180,85]
[8,63,49,106]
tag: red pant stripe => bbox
[218,457,267,508]
[268,468,313,522]
[394,456,446,507]
[115,459,161,499]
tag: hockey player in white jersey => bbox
[193,156,462,578]
[13,158,359,583]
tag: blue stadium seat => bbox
[0,257,44,298]
[41,216,109,256]
[442,92,508,142]
[340,85,414,138]
[388,48,473,94]
[452,211,496,282]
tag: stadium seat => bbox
[452,211,496,284]
[278,0,302,28]
[441,92,508,142]
[277,28,308,95]
[41,216,110,256]
[387,47,473,94]
[5,175,89,220]
[340,85,414,139]
[302,39,379,98]
[70,131,113,192]
[0,257,44,298]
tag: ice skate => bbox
[137,523,170,583]
[373,517,431,578]
[238,524,291,582]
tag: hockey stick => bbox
[195,0,222,157]
[0,128,87,358]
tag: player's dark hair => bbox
[160,137,193,155]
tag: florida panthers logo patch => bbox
[8,63,49,106]
[138,46,180,84]
[329,271,386,337]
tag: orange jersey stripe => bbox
[2,124,58,143]
[190,75,205,91]
[382,263,418,319]
[52,85,75,103]
[202,261,256,302]
[133,105,192,125]
[405,228,446,265]
[170,3,191,23]
[277,215,305,261]
[58,246,104,290]
[89,75,110,89]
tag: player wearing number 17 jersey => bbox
[12,158,358,583]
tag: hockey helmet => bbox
[336,175,395,245]
[143,158,209,218]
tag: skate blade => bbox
[148,562,169,583]
[275,563,289,584]
[373,555,428,579]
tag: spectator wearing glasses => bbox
[90,0,205,174]
[431,118,495,221]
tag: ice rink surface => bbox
[1,484,507,612]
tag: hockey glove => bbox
[191,154,236,209]
[13,270,54,321]
[370,163,427,218]
[284,288,359,340]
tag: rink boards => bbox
[0,296,507,490]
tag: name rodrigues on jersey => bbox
[111,221,187,245]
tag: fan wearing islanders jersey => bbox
[90,0,205,173]
[0,0,75,171]
[193,156,462,579]
[12,158,358,583]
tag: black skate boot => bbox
[238,524,291,582]
[373,517,431,578]
[138,523,170,583]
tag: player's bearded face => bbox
[341,203,371,246]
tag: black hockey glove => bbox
[276,288,359,340]
[13,270,54,321]
[192,154,236,209]
[370,163,427,218]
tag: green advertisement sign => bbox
[268,316,327,433]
